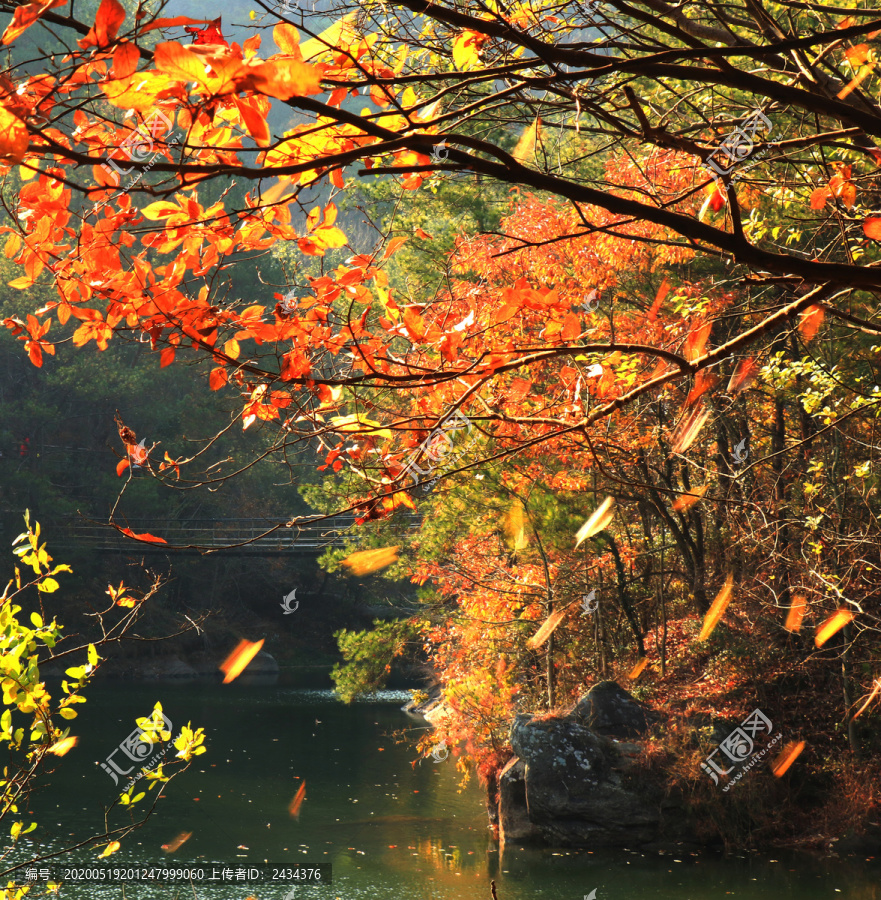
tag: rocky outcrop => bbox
[497,682,697,849]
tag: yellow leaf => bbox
[526,607,568,650]
[341,546,400,576]
[99,841,121,858]
[698,574,733,640]
[511,117,542,164]
[815,608,854,647]
[299,12,357,60]
[503,501,528,550]
[47,735,78,756]
[0,106,29,165]
[575,496,615,547]
[452,30,484,71]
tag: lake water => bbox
[13,684,880,899]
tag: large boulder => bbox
[501,684,696,849]
[572,680,661,738]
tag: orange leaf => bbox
[683,320,711,362]
[864,217,881,240]
[815,608,854,647]
[2,0,66,46]
[220,638,265,684]
[771,741,805,777]
[0,106,29,165]
[628,657,649,680]
[341,546,400,576]
[139,16,216,34]
[698,573,734,640]
[112,42,140,80]
[27,342,42,367]
[209,367,227,390]
[852,679,881,720]
[288,781,306,817]
[116,458,130,477]
[78,0,126,49]
[727,357,759,396]
[383,236,408,259]
[784,594,807,633]
[686,371,719,406]
[526,607,568,650]
[414,228,433,240]
[119,527,167,544]
[160,347,175,367]
[233,95,271,147]
[671,404,710,454]
[161,831,193,853]
[671,484,708,513]
[273,23,303,58]
[798,305,824,342]
[810,187,830,209]
[238,58,322,100]
[224,338,240,359]
[648,277,670,322]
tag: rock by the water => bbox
[237,650,279,684]
[143,657,198,680]
[499,683,695,849]
[572,680,661,738]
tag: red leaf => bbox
[116,458,130,476]
[209,367,227,390]
[863,217,881,240]
[160,347,175,367]
[648,277,670,322]
[686,370,720,407]
[27,342,42,367]
[810,187,830,209]
[119,527,167,544]
[185,17,226,46]
[798,305,824,342]
[708,187,726,212]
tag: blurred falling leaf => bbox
[526,607,568,650]
[503,501,528,550]
[798,305,825,342]
[289,781,307,817]
[699,574,734,640]
[511,116,542,164]
[784,595,807,633]
[628,657,649,680]
[98,841,121,858]
[672,484,708,513]
[671,404,711,454]
[220,638,265,684]
[815,608,855,647]
[852,678,881,719]
[162,831,193,853]
[771,740,805,777]
[575,496,615,547]
[47,735,78,756]
[341,545,400,576]
[727,357,759,396]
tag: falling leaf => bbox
[814,608,855,647]
[771,741,805,777]
[288,781,306,817]
[852,678,881,720]
[119,528,167,544]
[47,736,78,756]
[526,607,568,650]
[511,117,542,164]
[671,404,711,454]
[162,831,193,853]
[699,574,734,640]
[647,278,670,322]
[341,546,400,576]
[575,496,615,547]
[99,841,121,858]
[503,501,528,550]
[727,357,759,396]
[628,657,649,680]
[672,484,708,512]
[686,371,720,406]
[798,305,824,342]
[784,595,807,633]
[683,321,712,362]
[220,638,265,684]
